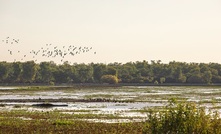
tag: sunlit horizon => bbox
[1,0,221,64]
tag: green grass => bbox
[0,110,144,134]
[53,120,74,125]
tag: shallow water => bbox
[1,86,221,123]
[0,87,18,90]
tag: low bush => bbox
[101,75,118,84]
[143,98,221,134]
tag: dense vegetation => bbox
[144,98,221,134]
[0,60,221,84]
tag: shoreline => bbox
[1,83,221,87]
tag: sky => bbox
[0,0,221,64]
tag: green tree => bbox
[11,62,22,82]
[53,68,67,83]
[186,64,204,83]
[118,63,137,83]
[21,61,37,83]
[0,62,10,82]
[93,63,106,82]
[38,62,55,83]
[53,62,76,83]
[105,66,117,76]
[75,63,93,83]
[202,70,212,84]
[187,74,204,83]
[61,62,76,83]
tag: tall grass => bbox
[143,98,221,134]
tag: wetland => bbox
[1,85,221,133]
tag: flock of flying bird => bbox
[1,37,96,64]
[2,36,19,44]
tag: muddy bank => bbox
[1,83,221,87]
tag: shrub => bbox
[160,77,166,84]
[143,98,221,134]
[154,80,159,84]
[101,75,118,84]
[49,81,54,85]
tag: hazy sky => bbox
[0,0,221,64]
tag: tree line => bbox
[0,60,221,84]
